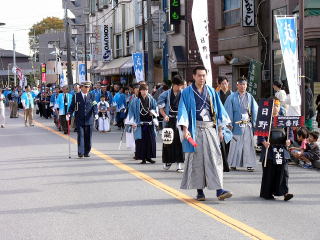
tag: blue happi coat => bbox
[113,92,127,111]
[21,92,35,109]
[127,94,158,140]
[177,85,231,153]
[224,91,258,135]
[157,89,178,128]
[55,93,73,115]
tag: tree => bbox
[29,17,64,62]
[28,17,64,36]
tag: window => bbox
[305,47,317,82]
[273,7,287,41]
[273,50,288,92]
[90,0,97,15]
[125,31,134,56]
[115,34,122,58]
[224,0,240,26]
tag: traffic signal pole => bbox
[147,0,154,86]
[65,6,74,86]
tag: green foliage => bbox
[28,17,64,36]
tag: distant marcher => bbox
[97,95,111,132]
[55,86,73,134]
[217,76,232,172]
[127,84,158,164]
[21,86,35,127]
[0,89,6,128]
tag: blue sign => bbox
[79,64,86,83]
[275,16,300,106]
[132,52,145,82]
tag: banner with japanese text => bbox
[248,60,261,99]
[192,0,212,86]
[275,16,300,107]
[254,99,274,137]
[132,52,145,83]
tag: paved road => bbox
[0,109,319,240]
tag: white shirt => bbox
[81,92,88,101]
[0,94,4,108]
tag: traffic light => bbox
[169,0,181,25]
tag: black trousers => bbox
[77,125,92,156]
[220,141,230,172]
[59,115,68,133]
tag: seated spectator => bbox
[289,127,309,163]
[292,131,320,169]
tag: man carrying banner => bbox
[178,66,232,201]
[224,78,258,172]
[158,75,185,172]
[258,99,294,201]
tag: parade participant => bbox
[259,99,294,201]
[224,78,258,172]
[50,87,61,130]
[127,84,158,164]
[0,89,5,128]
[178,66,232,201]
[125,83,140,157]
[217,76,232,172]
[70,83,81,132]
[97,95,110,132]
[113,87,127,129]
[68,81,98,158]
[21,85,35,127]
[9,87,19,118]
[55,85,73,134]
[158,75,185,172]
[101,85,113,106]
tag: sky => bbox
[0,0,64,55]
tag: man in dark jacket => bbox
[68,81,98,158]
[305,80,314,131]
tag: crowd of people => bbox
[1,65,319,202]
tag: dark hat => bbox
[237,77,247,84]
[132,83,140,89]
[81,81,91,87]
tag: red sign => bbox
[41,63,46,83]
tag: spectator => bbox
[21,85,35,127]
[292,131,320,169]
[273,81,287,115]
[289,127,309,164]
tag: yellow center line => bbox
[34,120,275,240]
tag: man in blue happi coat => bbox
[178,66,233,201]
[224,78,258,172]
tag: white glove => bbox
[66,114,70,121]
[95,114,99,120]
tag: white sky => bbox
[0,0,64,55]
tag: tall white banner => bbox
[191,0,212,86]
[101,25,112,62]
[275,16,300,107]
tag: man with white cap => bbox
[68,81,98,158]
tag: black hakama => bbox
[135,124,156,160]
[162,117,184,164]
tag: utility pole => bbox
[141,0,146,81]
[299,0,305,117]
[65,6,74,86]
[162,0,169,83]
[13,34,16,87]
[147,0,154,85]
[84,23,88,81]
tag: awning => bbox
[91,62,105,74]
[293,0,320,16]
[101,56,132,76]
[120,57,134,75]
